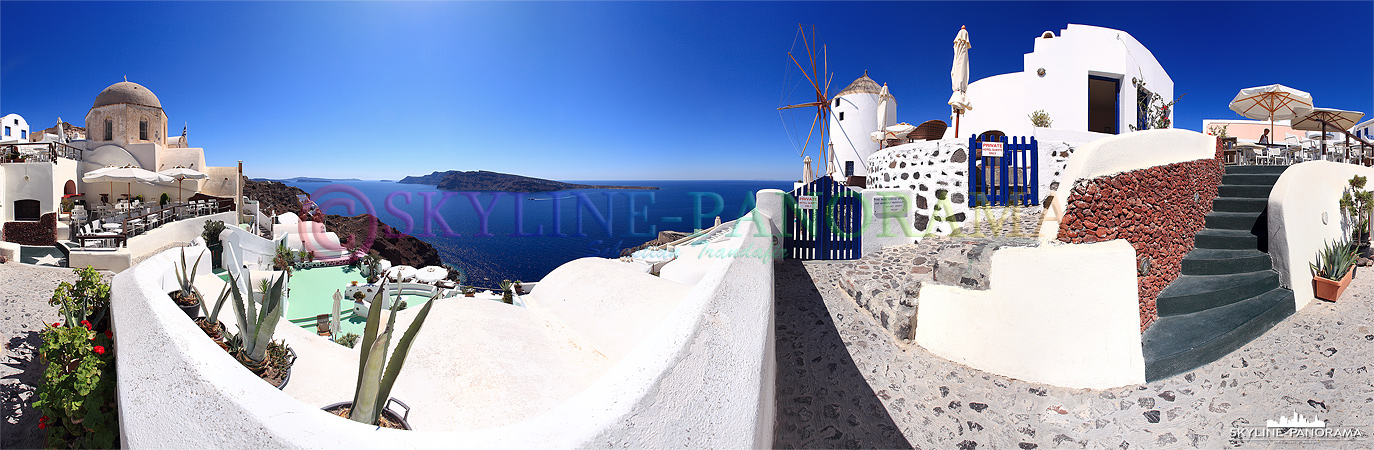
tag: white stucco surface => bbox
[1039,129,1215,241]
[113,215,776,448]
[527,257,691,361]
[915,240,1146,389]
[861,188,918,254]
[1267,161,1374,310]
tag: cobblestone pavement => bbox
[960,205,1043,238]
[775,259,1374,449]
[0,264,83,450]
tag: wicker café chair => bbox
[908,119,949,142]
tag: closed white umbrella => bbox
[331,289,342,337]
[949,25,972,137]
[1229,84,1313,150]
[159,167,206,203]
[875,84,893,148]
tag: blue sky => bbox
[2,2,1370,181]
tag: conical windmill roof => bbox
[837,70,882,96]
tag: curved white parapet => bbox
[1040,129,1216,241]
[112,211,776,448]
[1268,161,1374,310]
[914,240,1146,389]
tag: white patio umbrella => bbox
[875,84,893,149]
[159,167,206,203]
[1290,107,1366,158]
[948,25,973,137]
[386,265,418,282]
[415,266,447,284]
[1229,84,1313,147]
[83,166,173,204]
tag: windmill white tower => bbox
[828,71,895,180]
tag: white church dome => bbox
[92,81,163,109]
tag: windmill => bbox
[778,24,838,183]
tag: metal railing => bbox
[73,198,234,247]
[0,142,83,164]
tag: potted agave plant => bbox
[169,250,204,318]
[226,271,295,389]
[196,282,232,351]
[1312,237,1358,301]
[323,283,436,429]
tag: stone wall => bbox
[1055,155,1222,330]
[867,138,1077,237]
[2,213,56,246]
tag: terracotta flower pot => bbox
[1313,268,1354,302]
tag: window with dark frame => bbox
[839,111,844,121]
[140,120,148,140]
[845,161,855,177]
[104,119,113,140]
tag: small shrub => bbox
[336,333,361,348]
[202,220,226,247]
[159,193,171,206]
[32,323,118,448]
[49,267,110,327]
[1028,109,1053,128]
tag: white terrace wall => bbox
[1268,161,1374,310]
[112,214,776,448]
[915,240,1145,388]
[866,138,1076,236]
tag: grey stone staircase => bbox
[1142,165,1295,382]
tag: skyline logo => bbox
[1266,411,1326,428]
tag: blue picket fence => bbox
[968,135,1039,207]
[783,176,862,260]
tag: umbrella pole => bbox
[1322,121,1328,159]
[955,110,961,138]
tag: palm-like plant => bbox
[226,271,287,372]
[348,283,436,425]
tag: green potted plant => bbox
[32,321,118,448]
[225,271,294,388]
[323,285,436,429]
[170,250,204,319]
[160,193,171,208]
[461,286,476,298]
[273,241,295,273]
[1311,237,1357,301]
[196,282,232,351]
[1340,175,1372,258]
[500,280,515,304]
[48,266,112,332]
[202,220,226,270]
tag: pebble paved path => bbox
[0,263,84,450]
[775,259,1374,449]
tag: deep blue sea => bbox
[283,180,792,286]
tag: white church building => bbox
[949,24,1173,141]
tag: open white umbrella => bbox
[1290,107,1366,158]
[83,166,173,204]
[386,265,418,282]
[948,25,972,137]
[159,167,206,203]
[415,266,447,284]
[1229,84,1313,148]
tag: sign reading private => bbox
[798,195,817,210]
[981,141,1004,157]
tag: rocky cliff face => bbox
[242,179,442,269]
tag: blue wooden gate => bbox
[968,135,1040,207]
[783,176,862,260]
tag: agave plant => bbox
[500,280,514,304]
[170,250,205,307]
[349,283,436,425]
[227,271,287,372]
[1311,238,1358,281]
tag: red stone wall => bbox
[1056,152,1223,331]
[3,213,58,246]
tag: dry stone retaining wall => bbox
[1055,157,1223,330]
[2,213,56,246]
[867,139,1077,237]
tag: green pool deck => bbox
[214,265,434,337]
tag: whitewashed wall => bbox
[1267,161,1374,310]
[112,213,777,448]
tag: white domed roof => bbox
[84,145,140,168]
[92,81,162,109]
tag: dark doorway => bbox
[1088,75,1120,134]
[13,199,40,221]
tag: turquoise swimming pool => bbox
[217,265,431,338]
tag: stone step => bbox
[1204,211,1261,230]
[1211,197,1268,213]
[1225,165,1289,175]
[1193,229,1259,250]
[1143,288,1294,382]
[1181,248,1274,276]
[1156,270,1279,317]
[1222,173,1282,186]
[1218,185,1274,199]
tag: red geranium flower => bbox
[38,423,46,430]
[52,323,60,328]
[93,346,105,355]
[40,415,48,422]
[81,320,92,330]
[105,330,113,339]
